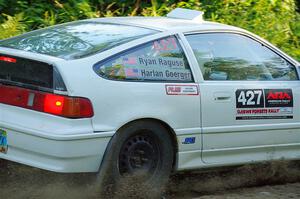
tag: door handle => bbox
[216,96,231,101]
[214,92,231,101]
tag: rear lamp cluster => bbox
[0,84,94,118]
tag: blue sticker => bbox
[182,137,195,144]
[0,129,7,153]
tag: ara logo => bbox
[264,89,293,108]
[182,137,196,144]
[267,91,291,100]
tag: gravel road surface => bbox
[1,160,300,199]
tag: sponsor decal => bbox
[182,137,196,144]
[166,85,199,95]
[236,116,293,120]
[235,89,293,120]
[265,89,293,107]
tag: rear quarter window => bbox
[93,36,193,82]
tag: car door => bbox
[185,32,300,165]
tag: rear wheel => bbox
[98,121,174,198]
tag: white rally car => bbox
[0,8,299,195]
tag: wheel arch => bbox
[100,118,178,172]
[97,118,177,196]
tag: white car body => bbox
[0,10,300,173]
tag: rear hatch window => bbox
[0,21,158,60]
[0,54,66,91]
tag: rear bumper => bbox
[0,122,114,173]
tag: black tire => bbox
[97,120,174,199]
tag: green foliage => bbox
[0,13,26,39]
[202,0,300,61]
[0,0,299,61]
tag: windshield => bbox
[0,21,158,59]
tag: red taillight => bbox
[0,56,16,63]
[44,94,65,115]
[0,85,93,118]
[44,93,94,118]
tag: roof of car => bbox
[90,16,241,32]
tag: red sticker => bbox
[166,85,199,95]
[153,37,177,52]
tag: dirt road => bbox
[1,160,300,199]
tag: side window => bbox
[186,33,298,81]
[93,36,193,82]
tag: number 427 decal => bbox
[236,89,264,108]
